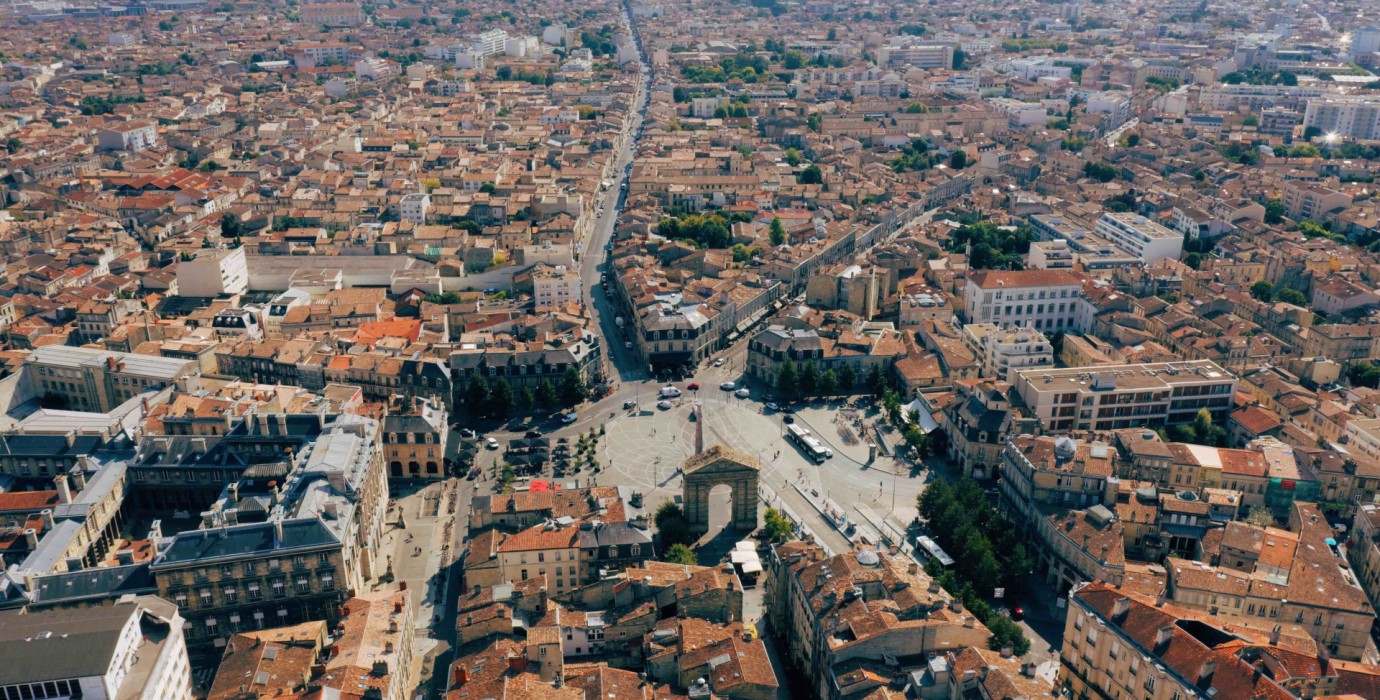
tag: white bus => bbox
[786,424,831,463]
[915,535,954,569]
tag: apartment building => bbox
[399,193,429,224]
[207,622,328,700]
[97,122,158,152]
[381,398,448,479]
[1028,240,1075,270]
[1012,360,1237,433]
[473,29,509,57]
[805,263,880,319]
[25,345,201,413]
[0,596,193,700]
[1166,502,1375,661]
[941,379,1039,480]
[1198,84,1331,111]
[299,3,366,26]
[1092,213,1184,264]
[321,590,417,700]
[960,323,1054,383]
[746,321,906,386]
[492,519,652,594]
[149,419,389,659]
[290,42,353,68]
[1282,181,1352,222]
[531,264,582,308]
[1303,96,1380,141]
[876,39,954,70]
[1349,503,1380,616]
[1059,581,1365,700]
[764,542,989,700]
[176,247,249,297]
[963,269,1089,333]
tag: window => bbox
[608,546,618,558]
[199,589,213,605]
[223,587,238,604]
[320,573,334,589]
[272,579,285,597]
[221,565,234,577]
[296,577,310,593]
[293,555,306,567]
[244,562,256,575]
[631,544,640,556]
[538,553,545,563]
[319,552,330,564]
[248,583,262,601]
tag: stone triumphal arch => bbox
[681,445,760,534]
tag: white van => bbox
[659,385,682,398]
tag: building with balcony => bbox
[1011,360,1237,433]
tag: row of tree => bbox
[918,478,1033,654]
[458,369,588,419]
[775,360,890,400]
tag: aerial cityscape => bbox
[1,0,1380,699]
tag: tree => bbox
[518,387,536,412]
[798,164,823,185]
[537,379,559,408]
[664,543,698,565]
[1263,198,1286,225]
[1244,505,1274,528]
[490,379,515,417]
[220,213,243,238]
[867,364,888,397]
[1348,362,1380,389]
[952,49,968,70]
[799,362,819,395]
[782,50,804,70]
[1250,281,1274,302]
[655,502,693,547]
[1083,161,1119,183]
[776,358,799,398]
[560,367,588,406]
[1277,288,1308,306]
[4,137,21,153]
[1121,132,1141,147]
[1183,252,1202,269]
[818,369,839,396]
[948,150,967,169]
[464,375,491,415]
[763,508,792,541]
[838,363,857,392]
[784,147,803,166]
[769,216,786,246]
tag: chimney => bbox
[22,528,38,548]
[1197,659,1217,687]
[69,467,86,490]
[1112,596,1131,620]
[228,483,239,504]
[451,665,469,687]
[40,509,54,528]
[1000,644,1014,658]
[508,655,527,673]
[273,519,284,543]
[54,474,72,504]
[1155,625,1173,649]
[1268,625,1281,645]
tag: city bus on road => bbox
[914,535,954,569]
[786,424,832,463]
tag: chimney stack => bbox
[1198,659,1217,687]
[1112,596,1131,620]
[69,467,86,490]
[22,528,38,548]
[1155,625,1173,649]
[1268,625,1281,645]
[54,474,72,504]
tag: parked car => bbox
[720,381,736,391]
[765,402,779,411]
[735,388,750,399]
[782,414,795,424]
[657,400,673,410]
[524,430,543,439]
[485,437,499,450]
[561,412,578,424]
[1011,606,1025,621]
[714,358,726,367]
[659,386,682,398]
[458,428,478,439]
[687,382,700,391]
[623,400,638,409]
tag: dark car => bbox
[1010,606,1025,621]
[782,414,795,424]
[458,428,477,439]
[525,430,543,438]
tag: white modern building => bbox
[876,39,953,70]
[961,323,1054,383]
[1013,360,1237,433]
[289,42,353,68]
[963,269,1090,333]
[1303,96,1380,141]
[1027,239,1075,270]
[96,122,158,152]
[532,264,582,308]
[1352,26,1380,57]
[473,29,509,57]
[176,247,248,297]
[399,193,430,225]
[0,596,193,700]
[1092,213,1184,263]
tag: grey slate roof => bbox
[152,518,338,567]
[0,603,132,684]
